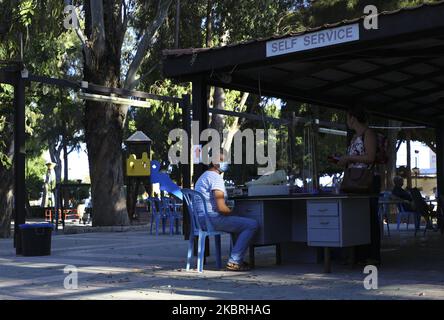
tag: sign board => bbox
[266,23,359,58]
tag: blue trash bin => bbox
[18,223,54,256]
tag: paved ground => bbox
[0,225,443,300]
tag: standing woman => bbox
[338,105,381,265]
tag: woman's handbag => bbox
[340,166,374,194]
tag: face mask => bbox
[218,162,229,173]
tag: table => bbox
[231,194,374,273]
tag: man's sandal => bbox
[226,261,250,271]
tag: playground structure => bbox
[123,130,183,223]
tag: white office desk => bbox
[231,194,373,272]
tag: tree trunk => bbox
[84,97,129,226]
[0,130,14,238]
[63,130,69,182]
[222,93,249,152]
[210,87,225,135]
[0,168,14,238]
[205,0,213,48]
[174,0,181,49]
[385,120,401,190]
[49,142,62,185]
[83,61,129,226]
[79,0,172,226]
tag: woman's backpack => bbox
[363,130,389,165]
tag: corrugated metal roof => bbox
[163,0,444,58]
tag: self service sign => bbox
[266,23,359,58]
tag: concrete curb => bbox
[63,224,149,234]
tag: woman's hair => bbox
[347,104,368,124]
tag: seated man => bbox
[195,152,259,271]
[409,187,434,230]
[392,176,414,211]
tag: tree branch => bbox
[64,0,92,65]
[396,139,403,152]
[124,0,174,90]
[128,62,160,90]
[74,25,88,47]
[426,142,437,154]
[67,144,77,155]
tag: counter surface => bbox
[230,193,378,201]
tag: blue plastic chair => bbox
[148,197,168,235]
[181,189,229,272]
[169,197,183,235]
[397,202,420,234]
[160,196,182,235]
[378,191,391,237]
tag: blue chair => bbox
[160,196,183,235]
[181,189,229,272]
[397,202,420,234]
[170,197,183,235]
[378,192,391,237]
[148,197,168,235]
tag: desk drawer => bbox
[234,201,263,217]
[308,228,340,243]
[307,201,339,217]
[308,216,339,229]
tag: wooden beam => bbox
[28,74,183,104]
[0,69,18,85]
[209,108,289,126]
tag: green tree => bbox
[25,155,46,201]
[0,0,81,236]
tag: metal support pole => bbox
[406,133,412,189]
[181,95,192,189]
[192,77,209,182]
[436,121,444,199]
[181,95,192,239]
[13,71,26,255]
[191,78,210,258]
[312,120,320,191]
